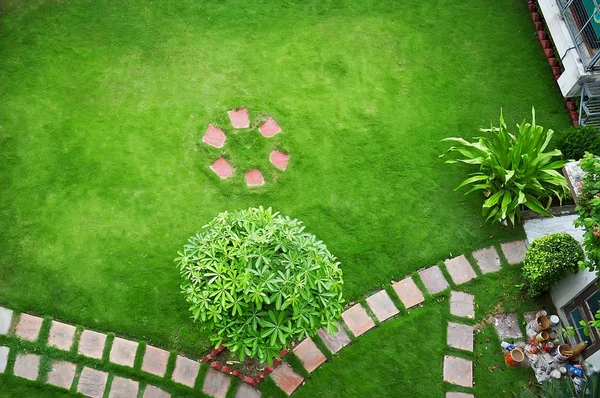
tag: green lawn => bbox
[0,0,568,392]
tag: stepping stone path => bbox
[418,265,449,294]
[13,353,39,381]
[15,313,43,342]
[142,345,170,377]
[236,383,261,398]
[317,323,350,354]
[445,291,475,394]
[0,307,12,335]
[341,304,375,337]
[47,361,76,389]
[110,337,138,367]
[172,355,200,387]
[444,255,477,285]
[443,355,473,388]
[259,118,282,137]
[447,322,474,352]
[472,246,502,274]
[211,157,234,179]
[109,376,139,398]
[228,109,250,128]
[450,291,475,319]
[48,320,76,351]
[269,363,304,396]
[203,125,227,148]
[493,312,523,340]
[446,392,475,397]
[0,346,9,373]
[501,240,527,265]
[293,337,327,373]
[269,150,290,170]
[245,169,265,186]
[203,368,231,398]
[392,277,424,309]
[78,329,107,359]
[143,385,170,398]
[365,290,399,322]
[77,367,108,398]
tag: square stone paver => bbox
[211,157,234,179]
[78,330,107,359]
[447,393,474,398]
[443,355,473,388]
[472,247,502,274]
[77,367,108,398]
[202,124,227,148]
[47,361,76,389]
[392,277,425,309]
[13,353,40,381]
[228,108,250,129]
[269,150,289,170]
[418,266,449,294]
[142,345,170,377]
[493,313,523,340]
[365,290,399,322]
[259,117,282,137]
[245,169,264,186]
[270,363,304,396]
[341,304,375,337]
[202,368,231,398]
[0,307,13,335]
[317,323,351,354]
[15,313,43,342]
[143,385,171,398]
[172,355,200,388]
[447,322,473,352]
[48,321,76,351]
[293,337,327,373]
[0,346,9,373]
[109,376,139,398]
[109,337,138,367]
[235,383,261,398]
[450,291,475,319]
[444,255,477,285]
[501,240,527,265]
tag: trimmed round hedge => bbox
[523,233,584,297]
[176,207,344,364]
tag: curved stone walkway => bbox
[0,240,526,397]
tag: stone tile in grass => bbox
[245,169,264,186]
[48,321,76,351]
[13,353,40,381]
[78,330,107,359]
[270,363,304,396]
[443,355,472,387]
[141,345,170,377]
[259,117,282,137]
[418,266,449,294]
[47,361,76,390]
[110,337,138,367]
[447,322,473,352]
[365,290,399,322]
[211,157,234,179]
[0,346,9,373]
[472,246,501,274]
[446,393,474,398]
[501,240,527,265]
[15,313,43,342]
[202,368,231,398]
[109,376,139,398]
[0,307,13,335]
[235,383,261,398]
[450,291,475,319]
[228,108,250,129]
[77,367,108,398]
[444,255,477,285]
[293,337,327,373]
[392,277,425,309]
[203,124,227,148]
[143,385,170,398]
[172,355,200,388]
[341,304,375,337]
[269,150,289,170]
[493,313,523,340]
[317,323,350,354]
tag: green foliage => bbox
[522,233,583,297]
[555,125,600,160]
[513,372,600,397]
[441,108,569,225]
[176,207,344,364]
[575,153,600,274]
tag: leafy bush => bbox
[575,152,600,273]
[522,233,583,297]
[175,207,344,364]
[555,125,600,160]
[440,108,569,225]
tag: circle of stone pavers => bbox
[202,108,290,186]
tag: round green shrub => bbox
[555,125,600,160]
[523,233,584,297]
[176,207,344,364]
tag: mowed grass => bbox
[0,0,569,359]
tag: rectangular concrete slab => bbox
[472,246,502,274]
[392,277,425,309]
[78,330,107,359]
[444,255,477,285]
[270,363,304,396]
[450,291,475,319]
[47,361,76,390]
[110,337,138,367]
[293,337,327,373]
[109,376,139,398]
[235,383,261,398]
[443,355,472,387]
[365,290,399,322]
[172,355,200,388]
[0,307,13,335]
[341,304,375,337]
[143,385,171,398]
[14,353,40,381]
[0,346,9,373]
[501,240,527,265]
[48,321,76,351]
[202,368,231,398]
[447,322,474,352]
[77,367,108,398]
[418,266,449,294]
[317,323,351,354]
[493,313,523,340]
[142,345,170,377]
[15,313,43,342]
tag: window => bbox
[563,282,600,358]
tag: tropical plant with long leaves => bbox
[175,206,344,364]
[440,108,569,225]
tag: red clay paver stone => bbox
[447,322,474,352]
[13,353,39,381]
[235,383,261,398]
[245,169,264,186]
[269,363,304,396]
[472,246,502,274]
[109,376,139,398]
[77,367,108,398]
[493,312,523,340]
[48,321,76,351]
[444,255,477,285]
[341,304,375,337]
[317,323,350,354]
[109,337,138,367]
[15,313,43,342]
[0,306,13,335]
[259,118,282,137]
[47,361,76,390]
[143,385,171,398]
[418,266,449,294]
[202,368,231,398]
[0,346,8,373]
[269,150,290,170]
[293,337,327,373]
[211,157,234,179]
[450,291,475,319]
[443,355,472,388]
[203,124,227,148]
[172,355,200,388]
[228,108,250,128]
[78,330,107,359]
[501,240,527,265]
[392,277,425,309]
[142,345,170,377]
[365,290,399,322]
[446,393,474,398]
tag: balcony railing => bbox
[558,0,600,71]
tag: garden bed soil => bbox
[212,349,267,378]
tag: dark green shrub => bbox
[555,125,600,160]
[575,152,600,273]
[175,207,344,364]
[523,233,584,297]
